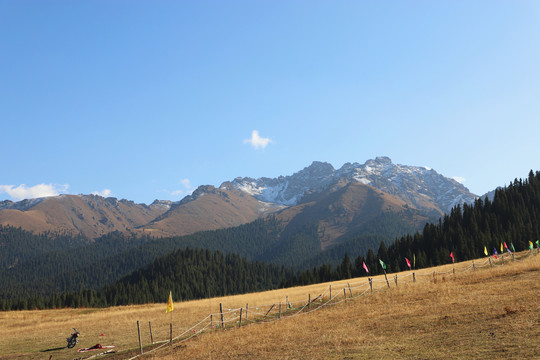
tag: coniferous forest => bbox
[1,170,539,311]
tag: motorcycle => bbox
[66,328,80,349]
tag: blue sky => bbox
[1,1,539,204]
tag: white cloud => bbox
[452,176,466,184]
[0,183,69,201]
[92,189,112,197]
[171,178,194,198]
[243,130,272,150]
[179,178,191,188]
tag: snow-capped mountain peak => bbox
[231,157,477,215]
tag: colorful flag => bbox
[379,259,386,270]
[405,257,411,269]
[450,252,455,263]
[493,247,498,255]
[484,246,488,256]
[530,241,534,250]
[413,254,416,268]
[510,243,516,252]
[536,240,539,248]
[503,242,508,250]
[362,261,369,273]
[166,291,174,313]
[500,243,503,253]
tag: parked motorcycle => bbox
[66,328,80,349]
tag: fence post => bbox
[246,303,249,321]
[343,288,346,302]
[137,320,143,354]
[308,294,311,309]
[169,323,172,347]
[489,257,492,268]
[279,303,282,319]
[239,308,243,328]
[149,321,154,345]
[413,272,416,283]
[394,275,398,286]
[384,272,390,288]
[348,283,353,297]
[210,314,213,330]
[369,278,373,293]
[220,303,224,329]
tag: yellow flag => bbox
[484,246,488,256]
[500,243,503,252]
[166,291,174,313]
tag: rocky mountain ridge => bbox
[231,156,476,216]
[0,157,478,240]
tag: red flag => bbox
[405,257,411,269]
[503,242,508,250]
[450,252,455,263]
[362,261,369,273]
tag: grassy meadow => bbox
[0,253,538,360]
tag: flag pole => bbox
[379,259,390,288]
[383,269,390,288]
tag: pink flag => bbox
[362,261,369,273]
[405,257,411,269]
[504,242,508,250]
[450,252,455,263]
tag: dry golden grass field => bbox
[1,253,538,360]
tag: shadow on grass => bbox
[40,346,66,352]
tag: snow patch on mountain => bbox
[232,157,478,214]
[0,197,46,211]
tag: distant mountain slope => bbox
[0,157,478,241]
[274,180,429,250]
[0,195,168,239]
[140,185,284,237]
[232,157,476,216]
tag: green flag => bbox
[536,240,539,248]
[510,243,516,252]
[529,241,534,250]
[379,259,386,270]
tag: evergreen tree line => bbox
[287,170,540,285]
[0,225,89,270]
[1,247,293,310]
[0,203,418,302]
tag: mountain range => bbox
[0,157,478,250]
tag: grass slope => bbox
[0,253,538,360]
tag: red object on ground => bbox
[77,344,116,352]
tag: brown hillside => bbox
[0,195,167,239]
[140,185,281,237]
[276,181,428,249]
